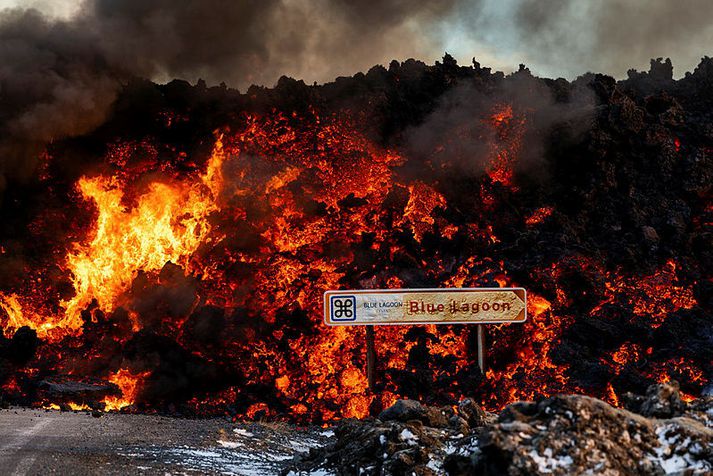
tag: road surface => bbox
[0,407,331,475]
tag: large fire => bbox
[62,142,224,333]
[0,78,708,422]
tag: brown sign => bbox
[324,288,526,326]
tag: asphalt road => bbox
[0,407,331,475]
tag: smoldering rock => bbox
[127,262,198,330]
[37,375,120,404]
[0,0,473,202]
[181,305,226,346]
[0,326,38,389]
[0,51,711,419]
[402,65,595,182]
[120,330,233,406]
[4,326,38,365]
[623,381,686,418]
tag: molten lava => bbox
[0,97,706,421]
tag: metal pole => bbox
[477,324,486,374]
[366,325,377,392]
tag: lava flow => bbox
[0,57,710,422]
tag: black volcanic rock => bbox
[286,385,713,476]
[624,381,687,418]
[378,399,427,422]
[37,375,120,404]
[285,397,490,476]
[5,326,38,365]
[455,394,713,476]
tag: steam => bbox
[404,69,595,178]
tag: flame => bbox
[103,368,150,411]
[0,139,227,341]
[0,293,27,333]
[44,402,91,411]
[0,293,66,338]
[606,383,620,407]
[61,143,224,330]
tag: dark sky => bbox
[2,0,712,87]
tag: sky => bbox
[0,0,80,19]
[1,0,712,86]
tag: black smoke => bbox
[0,0,464,200]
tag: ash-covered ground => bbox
[0,382,710,475]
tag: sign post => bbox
[365,325,376,392]
[324,288,526,384]
[477,324,486,374]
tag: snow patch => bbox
[118,425,332,476]
[647,424,712,474]
[218,440,243,449]
[399,428,418,445]
[528,448,574,473]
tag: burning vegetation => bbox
[0,56,710,423]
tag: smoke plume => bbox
[404,68,595,178]
[505,0,713,78]
[0,0,461,199]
